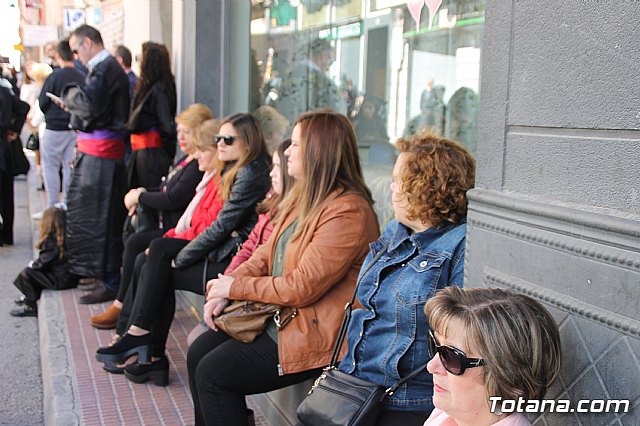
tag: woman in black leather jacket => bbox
[90,103,212,329]
[96,112,272,385]
[126,42,177,189]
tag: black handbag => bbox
[296,245,425,426]
[122,203,159,241]
[9,137,30,176]
[25,131,39,150]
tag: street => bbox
[0,176,44,425]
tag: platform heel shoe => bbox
[124,356,169,387]
[96,333,152,364]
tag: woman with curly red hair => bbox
[337,133,475,425]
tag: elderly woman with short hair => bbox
[424,286,562,426]
[338,133,476,425]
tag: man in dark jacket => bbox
[38,39,85,209]
[63,25,130,304]
[0,82,30,246]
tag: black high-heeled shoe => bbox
[96,333,151,364]
[124,356,169,387]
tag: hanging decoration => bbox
[406,0,443,30]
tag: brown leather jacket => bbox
[229,190,380,375]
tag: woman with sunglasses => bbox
[90,103,212,328]
[186,138,294,346]
[338,134,475,425]
[424,286,562,426]
[96,113,271,384]
[188,110,380,426]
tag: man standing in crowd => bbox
[112,45,137,100]
[276,39,346,122]
[62,25,130,304]
[111,45,137,161]
[38,39,85,209]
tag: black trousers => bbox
[117,237,228,356]
[13,267,72,305]
[187,329,322,426]
[0,167,14,245]
[116,229,165,303]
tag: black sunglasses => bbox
[214,134,236,146]
[428,331,485,376]
[72,41,83,55]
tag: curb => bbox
[40,291,82,426]
[24,152,82,425]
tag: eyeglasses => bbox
[214,134,236,146]
[428,331,485,376]
[72,41,83,55]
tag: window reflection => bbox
[250,0,485,165]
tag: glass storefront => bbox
[250,0,485,165]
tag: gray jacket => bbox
[173,152,271,268]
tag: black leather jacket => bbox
[174,152,272,268]
[63,55,130,133]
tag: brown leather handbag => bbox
[214,300,297,343]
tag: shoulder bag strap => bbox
[329,242,391,367]
[328,240,428,394]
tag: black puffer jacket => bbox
[63,55,130,133]
[173,152,272,268]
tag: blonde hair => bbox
[36,207,66,259]
[29,62,53,85]
[424,287,562,402]
[193,119,221,151]
[278,109,374,236]
[176,103,213,130]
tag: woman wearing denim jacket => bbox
[339,134,475,425]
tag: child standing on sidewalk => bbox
[11,207,72,317]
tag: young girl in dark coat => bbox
[11,207,73,317]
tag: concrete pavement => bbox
[0,171,44,425]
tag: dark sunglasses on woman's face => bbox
[214,134,236,146]
[428,331,485,376]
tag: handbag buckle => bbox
[308,370,328,395]
[273,308,298,329]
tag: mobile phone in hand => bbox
[45,92,65,107]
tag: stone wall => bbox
[468,1,640,425]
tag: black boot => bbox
[10,304,37,317]
[124,356,169,387]
[96,333,151,364]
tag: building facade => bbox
[142,1,640,424]
[468,1,640,425]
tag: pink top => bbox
[425,408,531,426]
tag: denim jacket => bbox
[339,218,466,412]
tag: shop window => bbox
[250,0,484,165]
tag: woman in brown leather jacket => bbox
[187,110,380,426]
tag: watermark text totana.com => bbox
[489,397,630,414]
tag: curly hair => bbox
[133,42,176,115]
[396,134,475,228]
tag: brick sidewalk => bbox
[28,156,271,425]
